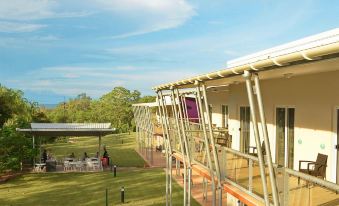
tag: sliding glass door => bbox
[221,105,229,128]
[276,107,295,168]
[240,106,250,153]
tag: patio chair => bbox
[298,153,327,183]
[75,161,84,172]
[63,161,71,172]
[248,141,266,156]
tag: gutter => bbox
[153,41,339,91]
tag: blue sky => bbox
[0,0,338,104]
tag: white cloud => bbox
[94,0,195,38]
[0,0,90,20]
[0,21,46,33]
[0,0,194,36]
[4,65,197,98]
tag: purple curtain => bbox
[184,97,199,123]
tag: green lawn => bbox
[0,169,200,206]
[44,133,145,167]
[0,133,200,206]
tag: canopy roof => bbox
[17,123,115,137]
[154,28,339,90]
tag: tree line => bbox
[0,85,155,172]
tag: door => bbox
[221,105,229,128]
[336,109,339,184]
[240,106,250,153]
[276,107,295,168]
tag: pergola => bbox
[17,123,115,168]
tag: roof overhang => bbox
[153,28,339,91]
[17,123,115,137]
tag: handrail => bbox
[216,143,339,193]
[285,168,339,192]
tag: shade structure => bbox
[17,123,115,137]
[17,123,115,170]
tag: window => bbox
[221,105,229,128]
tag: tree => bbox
[0,85,47,172]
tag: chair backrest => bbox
[314,153,328,177]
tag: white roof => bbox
[133,97,173,107]
[31,123,111,129]
[228,28,339,67]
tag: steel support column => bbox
[175,88,192,206]
[243,71,270,206]
[201,83,223,206]
[195,81,216,205]
[157,91,173,206]
[253,73,280,206]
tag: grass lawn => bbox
[0,169,200,206]
[44,133,145,167]
[0,133,200,206]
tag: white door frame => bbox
[332,106,339,183]
[274,105,296,168]
[239,105,252,152]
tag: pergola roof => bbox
[17,123,115,137]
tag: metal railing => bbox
[216,144,339,206]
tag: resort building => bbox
[134,28,339,206]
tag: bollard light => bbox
[121,186,125,203]
[113,165,117,177]
[105,188,108,206]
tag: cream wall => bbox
[207,70,339,183]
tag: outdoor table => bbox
[34,163,46,172]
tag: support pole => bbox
[195,81,216,206]
[99,135,102,170]
[170,88,188,205]
[32,135,35,166]
[175,88,192,206]
[243,71,270,206]
[158,91,173,206]
[253,73,280,206]
[201,83,223,206]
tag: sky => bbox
[0,0,338,104]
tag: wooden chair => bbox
[299,153,328,181]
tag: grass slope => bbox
[0,133,200,206]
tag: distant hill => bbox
[40,104,58,109]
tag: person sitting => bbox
[102,148,109,166]
[82,152,89,161]
[69,152,75,159]
[42,149,47,163]
[155,145,162,152]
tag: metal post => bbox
[161,93,174,206]
[98,135,102,170]
[157,92,169,206]
[201,83,223,206]
[253,73,280,206]
[158,91,174,206]
[249,159,253,193]
[175,88,192,206]
[114,165,117,177]
[106,188,108,206]
[170,88,188,205]
[32,136,35,166]
[243,71,270,206]
[195,81,216,206]
[283,169,289,206]
[121,187,125,203]
[221,147,226,180]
